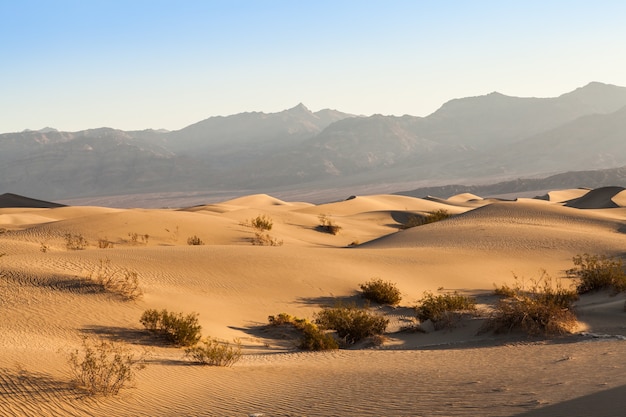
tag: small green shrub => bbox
[317,214,341,235]
[315,304,388,346]
[567,253,626,293]
[65,233,88,250]
[249,214,273,231]
[140,309,202,347]
[187,235,204,246]
[185,337,242,366]
[415,291,477,329]
[359,278,402,305]
[67,337,147,396]
[268,313,338,351]
[484,274,578,336]
[401,209,452,229]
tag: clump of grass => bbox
[249,214,273,231]
[401,209,452,229]
[128,232,149,245]
[484,273,578,336]
[87,258,142,300]
[415,291,477,329]
[567,253,626,294]
[185,337,242,366]
[67,337,148,396]
[97,238,114,249]
[317,214,341,235]
[187,235,204,246]
[251,232,283,246]
[314,304,388,346]
[140,309,202,347]
[65,233,88,250]
[268,313,338,350]
[359,278,402,305]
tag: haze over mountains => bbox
[2,82,626,206]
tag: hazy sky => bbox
[2,0,626,133]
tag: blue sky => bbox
[2,0,626,132]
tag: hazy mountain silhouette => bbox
[1,82,626,205]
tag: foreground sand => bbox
[1,188,626,416]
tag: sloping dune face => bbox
[2,191,626,416]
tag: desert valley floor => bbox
[2,187,626,416]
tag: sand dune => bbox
[2,189,626,416]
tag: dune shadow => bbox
[513,383,626,417]
[295,294,362,307]
[0,366,82,400]
[80,325,171,347]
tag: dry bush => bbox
[484,274,578,336]
[97,238,114,249]
[249,214,273,231]
[567,253,626,293]
[67,337,147,396]
[317,214,341,235]
[359,278,402,305]
[87,258,142,300]
[415,291,477,329]
[315,304,388,346]
[185,337,242,366]
[187,235,204,245]
[268,313,338,350]
[140,309,202,347]
[251,232,283,246]
[65,233,88,250]
[128,232,149,245]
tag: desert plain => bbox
[1,187,626,416]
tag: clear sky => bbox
[2,0,626,133]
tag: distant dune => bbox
[1,187,626,416]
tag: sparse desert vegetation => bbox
[268,313,339,350]
[140,309,202,347]
[359,278,402,305]
[86,258,142,300]
[567,253,626,293]
[186,235,204,245]
[67,337,148,396]
[64,233,88,250]
[185,337,242,366]
[485,274,579,336]
[317,213,341,235]
[314,304,389,346]
[415,291,477,329]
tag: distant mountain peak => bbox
[287,103,312,113]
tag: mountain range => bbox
[1,81,626,206]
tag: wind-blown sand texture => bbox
[1,187,626,416]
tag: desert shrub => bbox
[97,238,114,249]
[359,278,402,305]
[298,321,340,350]
[268,313,338,350]
[40,242,49,253]
[315,304,388,346]
[140,309,202,347]
[493,283,516,298]
[401,209,452,229]
[251,232,283,246]
[249,214,273,231]
[87,258,142,300]
[65,233,88,250]
[567,253,626,293]
[317,214,341,235]
[187,235,204,246]
[415,291,477,329]
[128,232,149,245]
[67,337,147,396]
[185,337,242,366]
[484,274,578,336]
